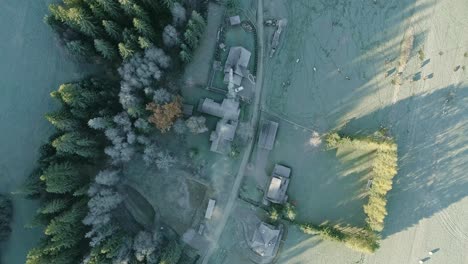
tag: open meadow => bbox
[260,0,468,263]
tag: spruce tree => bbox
[118,0,135,16]
[45,110,82,131]
[138,36,152,49]
[118,42,135,59]
[102,20,122,41]
[133,18,154,40]
[52,132,100,158]
[96,0,121,18]
[66,7,99,37]
[94,39,118,60]
[66,40,95,57]
[40,199,69,214]
[56,83,99,110]
[40,162,82,194]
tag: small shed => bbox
[229,15,241,26]
[205,199,216,219]
[258,120,279,150]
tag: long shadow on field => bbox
[263,0,433,131]
[341,84,468,237]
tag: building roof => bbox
[198,98,240,121]
[224,47,251,86]
[229,15,241,26]
[258,121,279,150]
[205,199,216,219]
[273,164,291,178]
[210,119,238,154]
[251,222,282,257]
[266,164,291,204]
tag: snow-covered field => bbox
[261,0,468,263]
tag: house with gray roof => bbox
[198,98,240,120]
[198,98,240,154]
[266,164,291,204]
[250,222,283,258]
[224,46,251,86]
[258,120,279,150]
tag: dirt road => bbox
[201,0,266,262]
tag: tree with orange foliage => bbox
[146,96,182,133]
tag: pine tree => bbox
[118,0,135,16]
[40,199,69,214]
[96,0,121,18]
[52,132,100,158]
[56,82,99,110]
[40,162,82,194]
[131,3,149,22]
[133,18,154,40]
[89,3,107,20]
[102,20,122,41]
[138,36,152,49]
[45,109,81,131]
[118,42,135,59]
[179,44,192,62]
[66,40,95,57]
[184,29,198,49]
[94,39,118,60]
[66,7,99,37]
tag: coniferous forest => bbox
[22,0,207,263]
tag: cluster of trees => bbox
[179,11,206,63]
[268,202,296,223]
[24,79,119,264]
[0,194,13,242]
[326,132,398,232]
[25,0,210,262]
[300,223,380,254]
[46,0,188,62]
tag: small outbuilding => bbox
[250,222,283,257]
[258,120,279,150]
[266,164,291,204]
[229,15,241,26]
[204,199,216,219]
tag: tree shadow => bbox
[340,83,468,237]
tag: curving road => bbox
[201,0,265,262]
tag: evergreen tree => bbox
[45,109,82,131]
[66,7,99,37]
[55,82,100,110]
[40,162,82,194]
[133,18,154,40]
[96,0,121,18]
[118,0,135,16]
[52,132,100,158]
[138,36,151,49]
[131,3,150,22]
[66,40,95,57]
[102,20,122,41]
[162,0,176,9]
[118,42,135,59]
[89,3,107,20]
[179,44,192,63]
[40,199,70,214]
[94,39,118,60]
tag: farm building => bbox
[258,120,279,150]
[266,164,291,204]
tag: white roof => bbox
[205,199,216,219]
[229,15,241,25]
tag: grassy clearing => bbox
[297,131,397,253]
[326,131,398,232]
